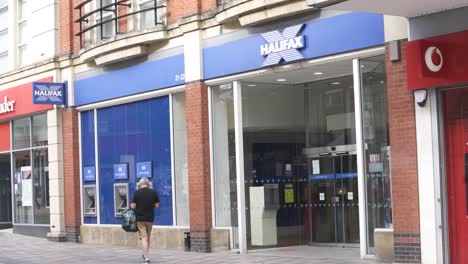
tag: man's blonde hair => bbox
[139,177,149,186]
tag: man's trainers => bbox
[144,259,151,264]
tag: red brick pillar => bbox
[185,81,212,252]
[62,109,81,242]
[386,43,421,263]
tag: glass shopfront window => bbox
[211,84,238,231]
[33,148,49,224]
[13,150,33,224]
[173,93,189,226]
[11,114,49,225]
[209,56,392,253]
[0,153,11,224]
[32,115,48,147]
[242,82,307,248]
[13,117,30,149]
[80,94,190,227]
[360,56,392,253]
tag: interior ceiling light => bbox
[314,72,323,75]
[380,81,384,84]
[248,84,257,87]
[277,78,287,82]
[331,82,341,85]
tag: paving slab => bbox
[0,230,376,264]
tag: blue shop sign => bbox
[83,166,96,181]
[74,54,185,106]
[136,161,153,179]
[113,163,128,180]
[203,12,385,79]
[32,82,66,105]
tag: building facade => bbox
[66,0,408,258]
[4,0,468,264]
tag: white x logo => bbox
[260,24,305,67]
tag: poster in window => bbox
[21,166,33,207]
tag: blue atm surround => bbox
[97,96,172,225]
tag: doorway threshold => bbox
[308,242,360,248]
[246,245,364,261]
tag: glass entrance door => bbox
[306,149,359,244]
[305,75,359,245]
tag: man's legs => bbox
[145,222,153,258]
[141,235,150,258]
[137,222,152,261]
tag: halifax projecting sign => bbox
[33,82,66,105]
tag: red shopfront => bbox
[407,30,468,264]
[0,77,53,237]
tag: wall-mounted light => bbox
[414,89,428,107]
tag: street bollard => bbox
[184,232,191,252]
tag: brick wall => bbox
[386,44,421,263]
[167,0,217,24]
[62,109,81,242]
[59,0,81,55]
[185,81,212,252]
[118,5,129,34]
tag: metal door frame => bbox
[305,145,358,245]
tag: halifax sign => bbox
[33,82,66,106]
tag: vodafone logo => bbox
[425,47,443,72]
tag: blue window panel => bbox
[203,12,384,79]
[81,110,95,168]
[81,111,98,222]
[97,96,172,225]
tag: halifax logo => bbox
[33,82,66,105]
[260,24,306,67]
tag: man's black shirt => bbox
[131,187,159,222]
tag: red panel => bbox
[0,77,53,121]
[406,30,468,90]
[0,122,10,151]
[443,88,468,264]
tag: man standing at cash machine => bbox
[131,177,160,264]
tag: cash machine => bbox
[82,166,97,217]
[83,185,96,217]
[113,163,129,217]
[249,184,280,246]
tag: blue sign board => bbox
[203,12,384,79]
[33,82,66,105]
[74,54,185,106]
[83,166,96,181]
[136,161,153,179]
[113,163,128,180]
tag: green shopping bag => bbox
[121,209,138,232]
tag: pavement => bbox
[0,229,376,264]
